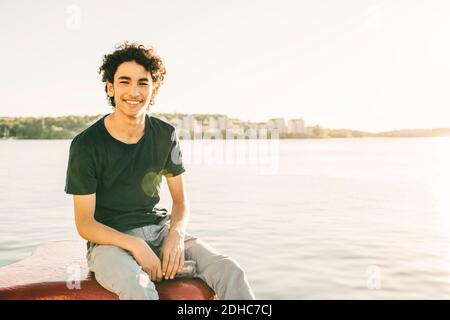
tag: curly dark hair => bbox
[98,41,166,107]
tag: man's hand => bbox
[160,229,185,280]
[130,238,163,282]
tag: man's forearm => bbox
[78,219,143,253]
[168,202,190,236]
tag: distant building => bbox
[168,115,181,129]
[227,119,245,134]
[305,126,314,135]
[180,114,196,132]
[207,116,218,130]
[217,116,228,131]
[246,122,258,130]
[267,118,286,135]
[193,118,203,134]
[256,122,267,129]
[287,118,305,134]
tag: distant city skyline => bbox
[1,0,449,131]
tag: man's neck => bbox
[106,110,146,144]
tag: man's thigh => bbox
[184,238,227,268]
[87,244,158,299]
[87,244,140,275]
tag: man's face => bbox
[107,60,155,117]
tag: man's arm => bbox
[160,174,190,279]
[73,193,140,251]
[166,174,190,236]
[73,193,164,281]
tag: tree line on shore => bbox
[0,115,102,139]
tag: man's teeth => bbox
[125,100,141,105]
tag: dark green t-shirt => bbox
[64,113,185,233]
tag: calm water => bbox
[1,138,449,299]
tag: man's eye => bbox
[139,83,148,86]
[120,82,128,84]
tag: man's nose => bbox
[129,84,140,97]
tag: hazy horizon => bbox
[1,111,450,133]
[1,0,449,131]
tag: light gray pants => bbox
[86,216,255,300]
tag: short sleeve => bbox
[163,129,186,177]
[64,137,98,195]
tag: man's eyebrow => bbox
[117,76,149,81]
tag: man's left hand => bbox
[160,229,185,280]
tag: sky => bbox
[1,0,449,131]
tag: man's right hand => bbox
[130,238,163,282]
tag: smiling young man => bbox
[64,42,255,300]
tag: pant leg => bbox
[184,238,256,300]
[87,243,159,300]
[85,219,197,300]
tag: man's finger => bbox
[161,251,169,276]
[169,252,181,279]
[150,268,156,282]
[157,264,163,282]
[165,252,174,279]
[173,252,183,276]
[144,267,153,280]
[166,252,177,279]
[178,252,185,273]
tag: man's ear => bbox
[150,88,157,104]
[106,81,114,97]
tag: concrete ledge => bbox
[0,240,215,300]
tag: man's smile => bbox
[124,99,143,105]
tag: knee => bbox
[118,273,159,300]
[90,245,159,300]
[203,256,247,283]
[220,258,247,281]
[95,269,159,300]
